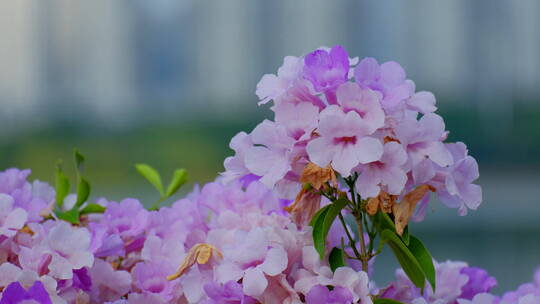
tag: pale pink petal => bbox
[243,267,268,297]
[0,263,21,287]
[332,146,360,177]
[381,166,407,195]
[408,91,437,113]
[355,168,381,198]
[260,246,288,276]
[461,184,482,210]
[354,137,383,164]
[423,141,453,167]
[306,137,335,168]
[381,142,407,167]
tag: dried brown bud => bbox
[393,185,435,235]
[299,162,337,190]
[167,243,222,281]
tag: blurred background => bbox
[0,0,539,292]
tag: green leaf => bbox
[408,235,436,291]
[319,198,349,254]
[135,164,165,197]
[165,169,187,198]
[374,211,395,231]
[80,203,106,215]
[374,299,406,304]
[381,229,426,289]
[311,205,331,258]
[328,247,346,272]
[75,178,91,208]
[74,149,85,172]
[310,204,331,227]
[55,163,70,209]
[402,226,410,246]
[55,208,80,224]
[313,199,348,259]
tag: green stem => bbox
[354,210,370,272]
[338,213,362,260]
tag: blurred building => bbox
[0,0,539,131]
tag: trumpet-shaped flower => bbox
[244,120,296,188]
[355,141,408,198]
[307,105,383,176]
[303,46,350,103]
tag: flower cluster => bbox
[0,168,372,303]
[0,46,533,304]
[223,45,482,222]
[385,262,540,304]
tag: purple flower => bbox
[354,57,413,110]
[303,46,350,103]
[0,168,53,223]
[395,113,453,184]
[438,142,482,215]
[459,267,497,300]
[256,56,302,105]
[203,281,257,304]
[222,132,253,183]
[273,101,319,141]
[336,82,385,133]
[0,281,52,304]
[305,284,353,304]
[72,268,92,292]
[0,169,30,194]
[306,105,383,176]
[89,259,132,303]
[0,194,27,239]
[355,141,408,198]
[244,120,296,188]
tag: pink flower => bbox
[88,259,131,303]
[0,194,27,239]
[273,102,319,141]
[303,46,350,104]
[222,132,253,183]
[437,143,482,215]
[244,120,296,188]
[395,113,453,184]
[355,141,408,198]
[336,82,385,133]
[256,56,302,105]
[354,57,414,111]
[307,105,383,176]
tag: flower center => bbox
[333,136,357,146]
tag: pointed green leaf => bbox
[75,178,91,208]
[409,235,436,291]
[313,199,349,259]
[374,211,395,231]
[55,208,80,224]
[80,203,106,215]
[329,247,346,272]
[135,164,165,197]
[381,229,425,289]
[374,299,406,304]
[165,169,187,198]
[311,205,331,258]
[310,204,331,227]
[55,163,70,209]
[74,149,85,172]
[402,226,410,246]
